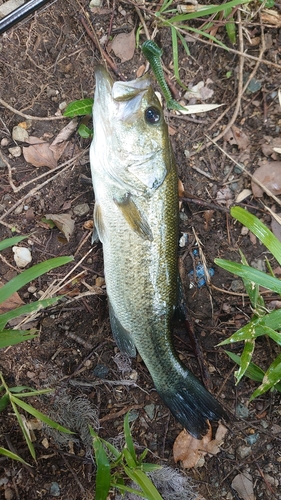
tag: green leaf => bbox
[0,394,9,411]
[171,26,179,81]
[234,338,255,384]
[239,250,265,311]
[0,329,37,349]
[92,437,111,500]
[225,351,264,382]
[124,467,163,500]
[10,395,74,433]
[141,463,162,473]
[0,296,63,330]
[0,256,73,304]
[10,398,36,459]
[250,354,281,400]
[124,413,137,465]
[231,207,281,266]
[163,0,251,23]
[0,447,30,465]
[11,388,53,398]
[77,123,93,139]
[123,448,137,468]
[224,7,236,44]
[214,259,281,294]
[63,98,93,117]
[0,236,28,252]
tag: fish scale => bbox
[90,65,227,438]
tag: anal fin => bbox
[108,301,136,357]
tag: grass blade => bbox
[0,447,30,465]
[234,338,255,384]
[0,330,37,349]
[10,395,74,433]
[124,467,163,500]
[0,236,28,252]
[250,354,281,400]
[215,259,281,294]
[92,436,111,500]
[0,256,73,303]
[0,296,63,330]
[124,413,137,465]
[231,206,281,265]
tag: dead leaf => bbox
[216,186,233,207]
[50,118,78,161]
[236,188,252,203]
[231,472,255,500]
[111,29,135,63]
[224,125,250,151]
[261,8,281,27]
[23,136,57,169]
[173,426,212,468]
[251,160,281,197]
[271,213,281,241]
[45,213,75,242]
[0,280,24,315]
[184,80,214,101]
[261,136,281,158]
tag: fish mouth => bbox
[93,66,151,123]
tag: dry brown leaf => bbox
[261,8,281,27]
[111,29,135,63]
[216,186,233,207]
[261,136,281,158]
[0,280,24,315]
[224,125,250,151]
[23,136,57,169]
[251,160,281,197]
[271,213,281,241]
[45,213,75,242]
[231,472,255,500]
[173,426,212,468]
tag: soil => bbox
[0,1,281,499]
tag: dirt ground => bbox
[0,0,281,499]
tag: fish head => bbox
[91,66,173,195]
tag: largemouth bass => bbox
[90,66,226,438]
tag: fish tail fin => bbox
[156,373,227,439]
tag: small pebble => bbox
[246,433,259,445]
[235,402,249,418]
[4,487,14,500]
[93,363,109,379]
[12,246,32,268]
[12,125,29,142]
[73,203,90,216]
[1,137,9,147]
[144,403,155,420]
[49,482,60,497]
[237,445,252,459]
[230,279,244,292]
[8,146,21,157]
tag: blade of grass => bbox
[0,329,37,348]
[0,447,31,465]
[0,236,28,252]
[250,354,281,400]
[234,338,255,384]
[0,256,73,303]
[92,436,111,500]
[214,259,281,294]
[231,207,281,266]
[0,296,63,330]
[10,395,74,433]
[124,413,137,465]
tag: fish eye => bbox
[145,106,161,124]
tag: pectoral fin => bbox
[93,203,105,242]
[109,302,136,357]
[113,193,153,241]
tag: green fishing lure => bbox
[141,40,186,112]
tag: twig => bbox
[78,14,124,80]
[0,151,87,223]
[206,136,281,209]
[0,97,66,121]
[208,15,267,134]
